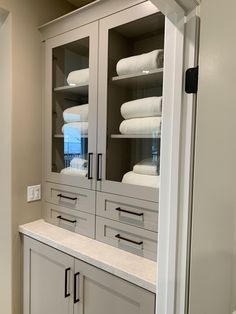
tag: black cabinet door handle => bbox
[57,194,77,201]
[115,207,144,217]
[64,268,71,298]
[97,153,102,181]
[57,215,77,224]
[88,153,93,180]
[115,234,143,246]
[74,272,80,304]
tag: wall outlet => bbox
[27,185,41,202]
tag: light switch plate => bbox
[27,185,41,202]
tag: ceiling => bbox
[66,0,97,8]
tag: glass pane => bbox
[52,37,89,177]
[106,12,165,189]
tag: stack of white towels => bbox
[60,104,89,176]
[122,158,160,188]
[119,96,162,135]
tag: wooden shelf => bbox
[110,134,161,139]
[111,68,163,89]
[54,84,88,96]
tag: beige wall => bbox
[189,0,236,313]
[0,1,75,314]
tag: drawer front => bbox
[45,182,95,214]
[44,203,95,238]
[96,217,157,261]
[96,192,158,232]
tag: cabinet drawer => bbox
[96,217,157,261]
[45,182,95,214]
[96,192,158,232]
[44,203,95,238]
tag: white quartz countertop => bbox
[19,219,157,293]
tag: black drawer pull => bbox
[88,153,93,180]
[57,194,77,201]
[74,272,80,304]
[64,268,71,298]
[115,234,143,246]
[115,207,144,217]
[57,215,77,224]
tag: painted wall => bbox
[0,1,75,314]
[189,0,236,313]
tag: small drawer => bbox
[45,182,95,214]
[96,217,157,261]
[96,192,158,232]
[44,203,95,239]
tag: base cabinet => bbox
[23,236,155,314]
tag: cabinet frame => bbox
[44,21,99,190]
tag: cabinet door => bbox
[97,3,164,202]
[74,259,155,314]
[44,21,98,190]
[23,237,74,314]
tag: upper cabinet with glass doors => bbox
[44,22,98,190]
[97,3,164,202]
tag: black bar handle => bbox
[57,194,77,201]
[57,215,77,224]
[115,234,143,246]
[115,207,144,217]
[88,153,93,180]
[64,268,71,298]
[97,153,102,181]
[74,272,80,304]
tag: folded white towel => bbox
[119,117,161,135]
[121,97,162,120]
[62,122,88,138]
[61,167,87,177]
[63,104,89,123]
[122,171,160,188]
[116,50,164,76]
[70,157,87,169]
[133,158,158,176]
[67,68,89,86]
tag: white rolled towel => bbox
[61,167,87,177]
[63,104,88,123]
[70,157,87,169]
[119,117,161,135]
[67,68,89,86]
[121,97,162,120]
[62,122,88,137]
[122,171,160,188]
[116,49,164,76]
[133,158,158,176]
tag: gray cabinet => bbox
[74,259,155,314]
[23,236,155,314]
[23,237,74,314]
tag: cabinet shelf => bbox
[110,134,161,139]
[53,134,88,138]
[111,68,163,88]
[53,84,88,96]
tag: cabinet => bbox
[43,1,165,257]
[23,236,155,314]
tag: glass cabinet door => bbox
[98,3,164,202]
[45,22,98,190]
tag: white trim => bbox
[156,14,185,314]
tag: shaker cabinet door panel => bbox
[74,259,155,314]
[23,237,74,314]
